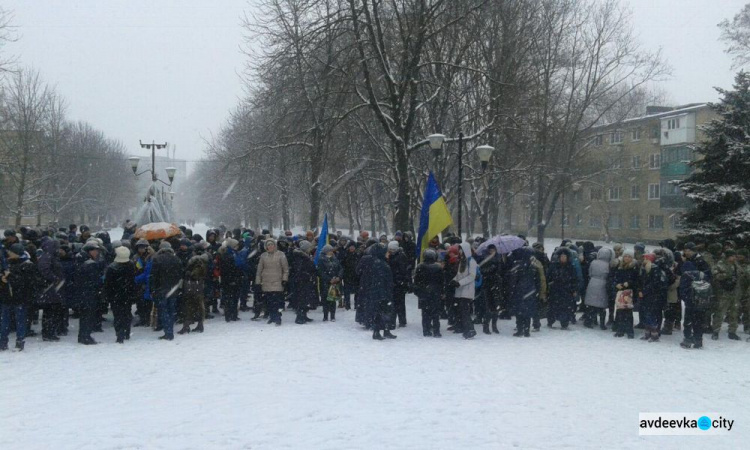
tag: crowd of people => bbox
[0,221,747,351]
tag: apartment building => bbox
[512,103,715,244]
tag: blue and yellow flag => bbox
[416,172,453,262]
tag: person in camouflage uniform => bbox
[711,249,742,340]
[736,248,750,334]
[701,242,723,333]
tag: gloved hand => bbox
[282,281,288,291]
[449,280,460,289]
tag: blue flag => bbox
[314,213,328,266]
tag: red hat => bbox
[643,253,656,263]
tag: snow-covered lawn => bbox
[1,296,748,449]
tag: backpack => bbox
[690,272,713,311]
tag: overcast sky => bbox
[3,0,748,167]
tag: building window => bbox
[631,185,640,200]
[630,215,640,229]
[648,214,664,229]
[670,214,684,230]
[631,155,641,170]
[648,183,660,200]
[608,186,622,201]
[608,214,623,229]
[662,180,682,196]
[610,131,623,144]
[651,126,660,139]
[631,128,641,141]
[589,216,602,228]
[667,118,681,129]
[573,190,583,202]
[590,188,603,201]
[649,153,661,169]
[609,156,622,169]
[575,214,582,227]
[594,135,603,146]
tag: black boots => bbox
[483,323,491,335]
[15,341,24,351]
[177,325,191,335]
[193,322,204,333]
[372,330,384,340]
[384,330,397,339]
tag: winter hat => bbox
[192,234,203,243]
[395,231,403,238]
[114,246,130,263]
[387,241,400,252]
[299,240,313,253]
[532,242,544,251]
[82,241,100,252]
[322,244,334,254]
[708,243,723,257]
[725,249,737,258]
[634,243,646,253]
[224,238,239,250]
[121,240,132,249]
[112,240,122,249]
[683,242,696,251]
[8,243,25,257]
[159,241,173,251]
[643,253,656,263]
[3,229,16,237]
[179,238,192,248]
[379,234,388,242]
[135,239,150,248]
[264,239,277,250]
[623,249,634,258]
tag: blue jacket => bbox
[135,258,153,301]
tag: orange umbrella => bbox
[133,222,182,241]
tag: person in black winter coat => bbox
[0,244,40,351]
[612,252,639,338]
[679,257,711,349]
[37,237,64,341]
[387,241,411,328]
[546,247,578,330]
[149,241,183,340]
[290,241,318,324]
[355,240,378,326]
[219,239,245,322]
[104,247,137,343]
[74,241,105,345]
[638,254,670,342]
[341,242,360,310]
[478,245,503,335]
[58,244,76,335]
[361,244,396,340]
[414,249,443,337]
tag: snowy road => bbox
[1,296,748,450]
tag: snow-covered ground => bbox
[1,224,745,449]
[2,298,749,449]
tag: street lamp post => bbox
[426,133,494,239]
[129,140,177,224]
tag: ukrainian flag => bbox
[416,172,453,262]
